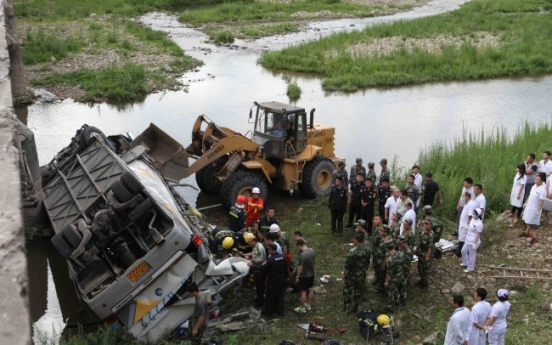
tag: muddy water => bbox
[24,0,552,342]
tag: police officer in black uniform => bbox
[361,178,377,235]
[329,176,348,235]
[377,176,391,219]
[260,243,287,317]
[346,172,366,228]
[228,195,246,232]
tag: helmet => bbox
[222,237,234,250]
[377,314,391,327]
[269,224,280,233]
[236,195,247,205]
[243,232,255,242]
[252,187,261,194]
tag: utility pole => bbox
[4,0,28,103]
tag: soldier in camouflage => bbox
[374,225,393,294]
[397,236,411,305]
[361,178,377,235]
[416,220,435,289]
[384,242,405,311]
[366,162,377,185]
[343,232,371,313]
[390,210,403,240]
[405,175,420,212]
[350,158,366,181]
[417,205,444,258]
[354,219,369,244]
[332,160,349,190]
[402,219,417,251]
[379,158,391,184]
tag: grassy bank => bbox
[259,0,552,92]
[414,123,552,219]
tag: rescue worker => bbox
[416,220,435,290]
[350,157,366,180]
[361,178,377,235]
[260,243,287,317]
[343,232,370,313]
[379,158,391,184]
[332,160,349,190]
[257,208,280,232]
[245,187,264,227]
[366,162,377,185]
[186,282,209,345]
[346,172,366,228]
[243,235,267,307]
[418,205,444,258]
[264,232,283,256]
[377,177,391,220]
[329,176,348,235]
[384,242,405,312]
[374,225,393,294]
[270,224,291,280]
[210,226,235,254]
[228,195,247,232]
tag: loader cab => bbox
[252,101,307,159]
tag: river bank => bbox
[15,0,426,102]
[260,0,552,92]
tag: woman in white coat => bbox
[484,289,511,345]
[508,163,526,227]
[461,208,483,273]
[522,172,546,243]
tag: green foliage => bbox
[415,123,552,219]
[125,21,184,56]
[213,31,235,44]
[22,29,83,65]
[286,82,301,101]
[240,23,299,39]
[259,0,552,91]
[32,64,148,102]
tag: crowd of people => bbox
[184,152,552,344]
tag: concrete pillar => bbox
[4,0,28,103]
[0,1,31,344]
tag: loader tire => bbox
[221,170,268,210]
[198,156,228,195]
[300,155,335,198]
[195,168,207,191]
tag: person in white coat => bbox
[445,295,471,345]
[508,164,526,227]
[463,288,491,345]
[484,289,511,345]
[461,208,483,273]
[522,172,546,243]
[457,192,475,258]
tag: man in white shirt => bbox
[464,288,492,345]
[412,165,423,209]
[445,295,471,345]
[384,187,401,226]
[473,184,486,220]
[456,177,474,225]
[401,200,417,234]
[538,150,552,176]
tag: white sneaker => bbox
[463,269,471,273]
[460,263,467,267]
[305,304,312,311]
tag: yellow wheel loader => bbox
[185,101,343,208]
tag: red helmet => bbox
[236,195,247,205]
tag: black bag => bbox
[357,310,379,340]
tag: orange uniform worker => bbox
[245,187,264,227]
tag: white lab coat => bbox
[466,301,491,345]
[444,307,471,345]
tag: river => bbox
[23,0,552,342]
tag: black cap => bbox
[268,243,278,251]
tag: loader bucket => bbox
[130,124,189,182]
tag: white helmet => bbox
[269,224,280,233]
[252,187,261,194]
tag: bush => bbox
[213,31,235,44]
[286,82,301,101]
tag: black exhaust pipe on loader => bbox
[309,108,315,129]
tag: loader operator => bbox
[245,187,264,226]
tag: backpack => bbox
[357,310,379,340]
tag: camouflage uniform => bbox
[427,216,444,243]
[332,168,349,190]
[366,169,377,185]
[374,236,393,292]
[390,222,401,240]
[399,243,413,303]
[416,230,435,287]
[379,168,391,183]
[343,244,371,312]
[386,250,405,308]
[403,230,417,252]
[404,184,420,207]
[350,165,367,181]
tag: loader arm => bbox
[185,135,260,176]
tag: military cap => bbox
[397,235,406,243]
[354,219,366,227]
[338,160,346,166]
[423,205,433,214]
[395,210,404,218]
[380,158,388,164]
[356,157,363,163]
[422,219,433,225]
[386,242,396,251]
[367,162,375,167]
[403,218,413,225]
[382,225,391,232]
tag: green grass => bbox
[124,21,185,56]
[286,82,301,101]
[22,29,84,64]
[259,0,552,92]
[32,64,148,102]
[213,30,235,44]
[413,123,552,219]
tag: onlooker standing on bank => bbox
[524,153,538,201]
[444,295,471,345]
[508,164,526,227]
[422,172,444,206]
[473,184,486,220]
[465,288,491,345]
[294,240,315,314]
[379,158,391,183]
[484,289,511,345]
[461,208,483,273]
[456,177,473,224]
[521,172,546,243]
